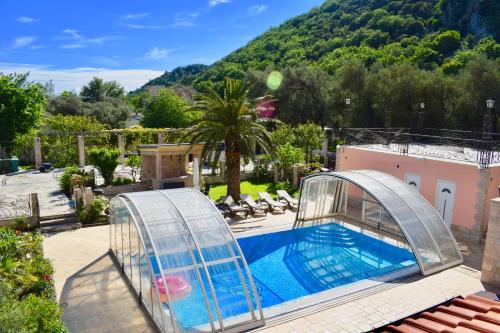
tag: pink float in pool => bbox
[156,275,192,302]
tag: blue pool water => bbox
[161,222,417,329]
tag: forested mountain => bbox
[139,0,500,90]
[137,64,208,91]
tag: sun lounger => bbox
[220,196,250,218]
[276,190,298,209]
[241,194,268,215]
[258,192,287,212]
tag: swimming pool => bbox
[164,222,417,329]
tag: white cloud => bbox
[60,29,82,40]
[125,23,165,30]
[0,63,163,93]
[173,12,199,27]
[144,47,170,60]
[209,0,230,7]
[11,36,37,49]
[57,29,119,49]
[248,5,268,16]
[123,13,150,20]
[16,16,37,23]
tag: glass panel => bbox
[151,275,165,331]
[126,192,214,331]
[169,267,213,332]
[123,214,131,277]
[130,223,140,288]
[339,172,442,271]
[359,170,461,265]
[110,200,116,255]
[116,203,123,265]
[139,244,152,312]
[345,182,363,221]
[208,261,252,323]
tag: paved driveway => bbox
[1,169,73,217]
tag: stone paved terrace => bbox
[43,211,497,333]
[1,169,73,217]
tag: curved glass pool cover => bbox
[297,170,463,275]
[109,188,264,333]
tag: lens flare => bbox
[267,71,283,90]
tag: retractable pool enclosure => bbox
[109,188,264,333]
[297,170,463,275]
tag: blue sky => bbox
[0,0,324,92]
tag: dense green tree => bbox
[184,78,274,200]
[141,88,191,128]
[0,73,46,142]
[47,94,132,129]
[275,66,337,126]
[295,122,324,163]
[80,77,125,102]
[451,57,500,131]
[81,97,132,129]
[46,94,83,116]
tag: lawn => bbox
[208,180,298,201]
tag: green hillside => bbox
[139,0,500,90]
[138,64,208,92]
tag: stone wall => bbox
[102,182,151,198]
[481,197,500,288]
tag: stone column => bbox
[274,164,280,183]
[481,197,500,288]
[292,166,299,188]
[117,134,125,164]
[322,138,329,167]
[193,157,200,190]
[34,137,42,169]
[30,193,40,228]
[155,152,162,182]
[220,161,225,178]
[83,187,94,206]
[77,135,85,167]
[157,133,164,144]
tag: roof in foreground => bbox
[380,293,500,333]
[298,170,463,276]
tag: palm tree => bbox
[185,78,274,200]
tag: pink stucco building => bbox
[336,144,500,243]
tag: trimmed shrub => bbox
[87,148,120,185]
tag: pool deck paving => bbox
[43,212,496,333]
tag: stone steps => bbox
[40,212,81,234]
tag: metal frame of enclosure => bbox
[109,188,264,333]
[297,170,463,276]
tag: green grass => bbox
[208,180,298,201]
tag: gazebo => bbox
[138,143,204,190]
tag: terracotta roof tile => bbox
[379,294,500,333]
